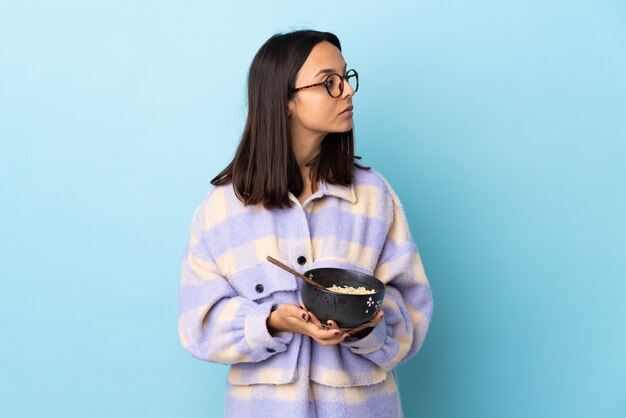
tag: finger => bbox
[314,324,342,339]
[365,310,384,327]
[299,303,312,318]
[284,304,309,321]
[307,311,324,328]
[304,322,340,340]
[290,304,311,320]
[346,311,385,334]
[325,319,340,330]
[319,336,349,346]
[303,320,350,345]
[313,334,346,346]
[346,324,367,335]
[372,310,384,325]
[282,304,307,315]
[316,330,351,346]
[362,319,379,330]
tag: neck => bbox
[290,131,326,179]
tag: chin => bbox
[328,128,353,134]
[335,122,354,133]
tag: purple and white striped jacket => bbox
[178,167,433,412]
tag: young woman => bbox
[178,29,433,417]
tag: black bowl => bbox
[300,267,385,329]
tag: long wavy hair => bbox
[211,29,369,209]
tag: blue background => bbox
[1,1,625,417]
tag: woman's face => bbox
[287,41,355,138]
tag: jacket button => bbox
[297,256,307,265]
[255,284,264,293]
[266,347,276,353]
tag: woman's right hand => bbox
[267,304,349,346]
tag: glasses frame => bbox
[289,69,359,98]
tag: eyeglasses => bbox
[289,69,359,98]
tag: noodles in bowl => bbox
[326,284,375,295]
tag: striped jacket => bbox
[178,167,433,388]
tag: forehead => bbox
[298,41,346,78]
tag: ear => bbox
[287,101,294,117]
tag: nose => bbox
[342,79,356,98]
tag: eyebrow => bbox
[314,63,348,78]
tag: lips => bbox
[339,106,353,115]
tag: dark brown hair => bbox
[211,29,369,209]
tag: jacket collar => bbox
[287,181,357,206]
[318,181,357,203]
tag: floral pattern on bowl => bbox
[365,296,383,314]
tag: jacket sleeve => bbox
[340,182,433,371]
[177,202,293,364]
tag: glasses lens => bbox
[325,74,343,97]
[347,70,358,93]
